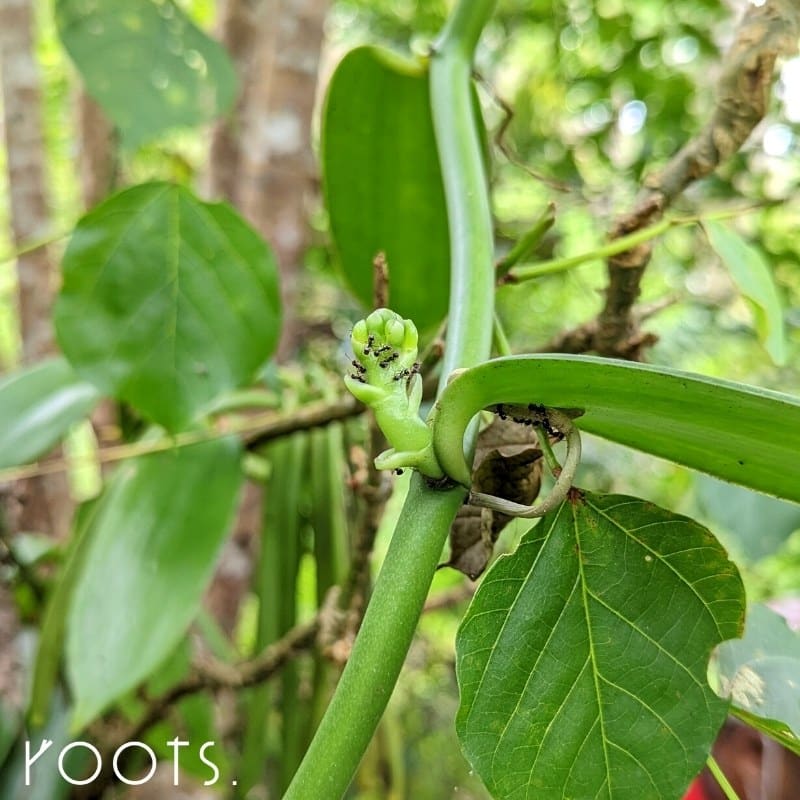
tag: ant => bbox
[379,352,399,368]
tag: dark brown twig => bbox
[550,0,800,360]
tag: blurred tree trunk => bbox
[0,0,70,718]
[0,0,71,541]
[204,0,329,635]
[209,0,329,362]
[76,91,116,209]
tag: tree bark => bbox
[209,0,329,361]
[0,0,72,542]
[203,0,329,633]
[76,90,116,209]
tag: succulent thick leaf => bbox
[0,358,100,470]
[56,0,238,148]
[322,46,450,330]
[457,492,745,800]
[55,183,281,432]
[715,603,800,755]
[433,355,800,504]
[704,220,787,366]
[66,437,242,729]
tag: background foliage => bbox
[0,0,799,797]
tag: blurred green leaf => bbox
[0,701,19,769]
[696,475,800,562]
[0,358,100,470]
[704,220,787,366]
[322,46,450,330]
[715,603,800,755]
[56,0,238,148]
[0,693,78,800]
[66,437,242,730]
[434,355,800,504]
[29,498,105,727]
[457,492,744,799]
[55,183,281,433]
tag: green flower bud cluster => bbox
[345,309,443,478]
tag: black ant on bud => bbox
[379,352,399,368]
[351,359,366,374]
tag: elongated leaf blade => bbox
[433,354,800,504]
[0,358,100,469]
[322,46,450,329]
[66,437,242,729]
[715,603,800,754]
[457,492,744,800]
[55,183,281,432]
[56,0,238,148]
[704,220,787,366]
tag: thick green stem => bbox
[432,1,497,387]
[283,1,497,797]
[283,478,464,798]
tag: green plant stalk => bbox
[707,755,741,800]
[283,1,497,796]
[240,435,306,797]
[508,204,768,282]
[284,478,465,798]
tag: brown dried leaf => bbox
[444,417,543,580]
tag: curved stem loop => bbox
[469,409,581,517]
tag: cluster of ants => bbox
[348,334,421,386]
[493,402,563,441]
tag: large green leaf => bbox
[715,603,800,755]
[322,46,450,329]
[704,220,787,366]
[55,183,281,433]
[457,492,744,800]
[0,358,100,469]
[66,437,243,729]
[695,475,800,562]
[432,355,800,503]
[56,0,238,149]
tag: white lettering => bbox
[57,742,102,786]
[25,739,53,786]
[112,741,157,786]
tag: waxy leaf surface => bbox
[457,492,745,800]
[66,437,242,729]
[322,47,450,329]
[0,358,100,469]
[704,220,787,366]
[433,355,800,504]
[715,603,800,755]
[55,183,281,432]
[56,0,238,148]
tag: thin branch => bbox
[0,396,364,484]
[547,0,800,360]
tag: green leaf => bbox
[29,498,106,727]
[55,0,238,149]
[432,354,800,504]
[696,475,800,562]
[322,47,450,330]
[66,437,243,730]
[715,603,800,755]
[0,693,77,800]
[456,492,745,800]
[0,358,100,470]
[55,183,281,433]
[704,220,787,366]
